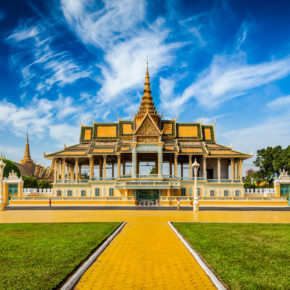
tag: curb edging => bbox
[60,221,126,290]
[168,221,226,290]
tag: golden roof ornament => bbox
[20,131,33,165]
[134,60,161,127]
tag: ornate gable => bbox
[134,114,161,143]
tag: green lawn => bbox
[0,222,121,290]
[173,223,290,290]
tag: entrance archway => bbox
[136,189,160,205]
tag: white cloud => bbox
[266,95,290,109]
[61,0,145,49]
[7,23,91,92]
[61,0,181,101]
[0,95,81,145]
[98,23,180,101]
[8,26,39,42]
[159,77,175,101]
[49,124,79,145]
[165,54,290,113]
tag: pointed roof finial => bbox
[20,131,33,165]
[134,58,161,125]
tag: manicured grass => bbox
[0,222,121,289]
[173,223,290,290]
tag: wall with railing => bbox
[244,188,275,194]
[22,188,53,195]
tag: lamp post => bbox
[192,158,200,211]
[0,155,6,211]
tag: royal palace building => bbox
[45,64,252,204]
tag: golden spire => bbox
[135,60,161,126]
[20,131,33,165]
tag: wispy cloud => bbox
[61,0,182,102]
[61,0,145,49]
[162,54,290,114]
[266,95,290,109]
[7,22,91,93]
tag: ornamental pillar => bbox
[189,155,192,178]
[75,158,79,181]
[169,160,172,177]
[233,159,236,180]
[231,158,235,182]
[158,148,163,177]
[217,158,221,182]
[203,157,207,179]
[53,158,57,183]
[132,147,136,178]
[89,156,94,180]
[239,159,243,182]
[117,155,121,178]
[56,159,60,181]
[0,157,6,211]
[103,155,107,179]
[61,158,66,182]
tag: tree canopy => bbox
[22,176,38,188]
[2,159,21,178]
[253,145,290,182]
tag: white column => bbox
[0,158,6,211]
[132,148,136,178]
[203,157,207,180]
[53,158,57,183]
[231,158,234,182]
[61,159,66,182]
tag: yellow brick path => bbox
[76,218,214,289]
[1,210,289,289]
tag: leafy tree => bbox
[2,159,21,178]
[38,180,52,189]
[22,176,38,188]
[254,146,284,181]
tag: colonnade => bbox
[52,154,243,182]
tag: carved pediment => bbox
[135,114,161,136]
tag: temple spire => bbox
[134,60,160,126]
[20,131,33,165]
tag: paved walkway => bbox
[1,210,289,289]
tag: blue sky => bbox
[0,0,290,170]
